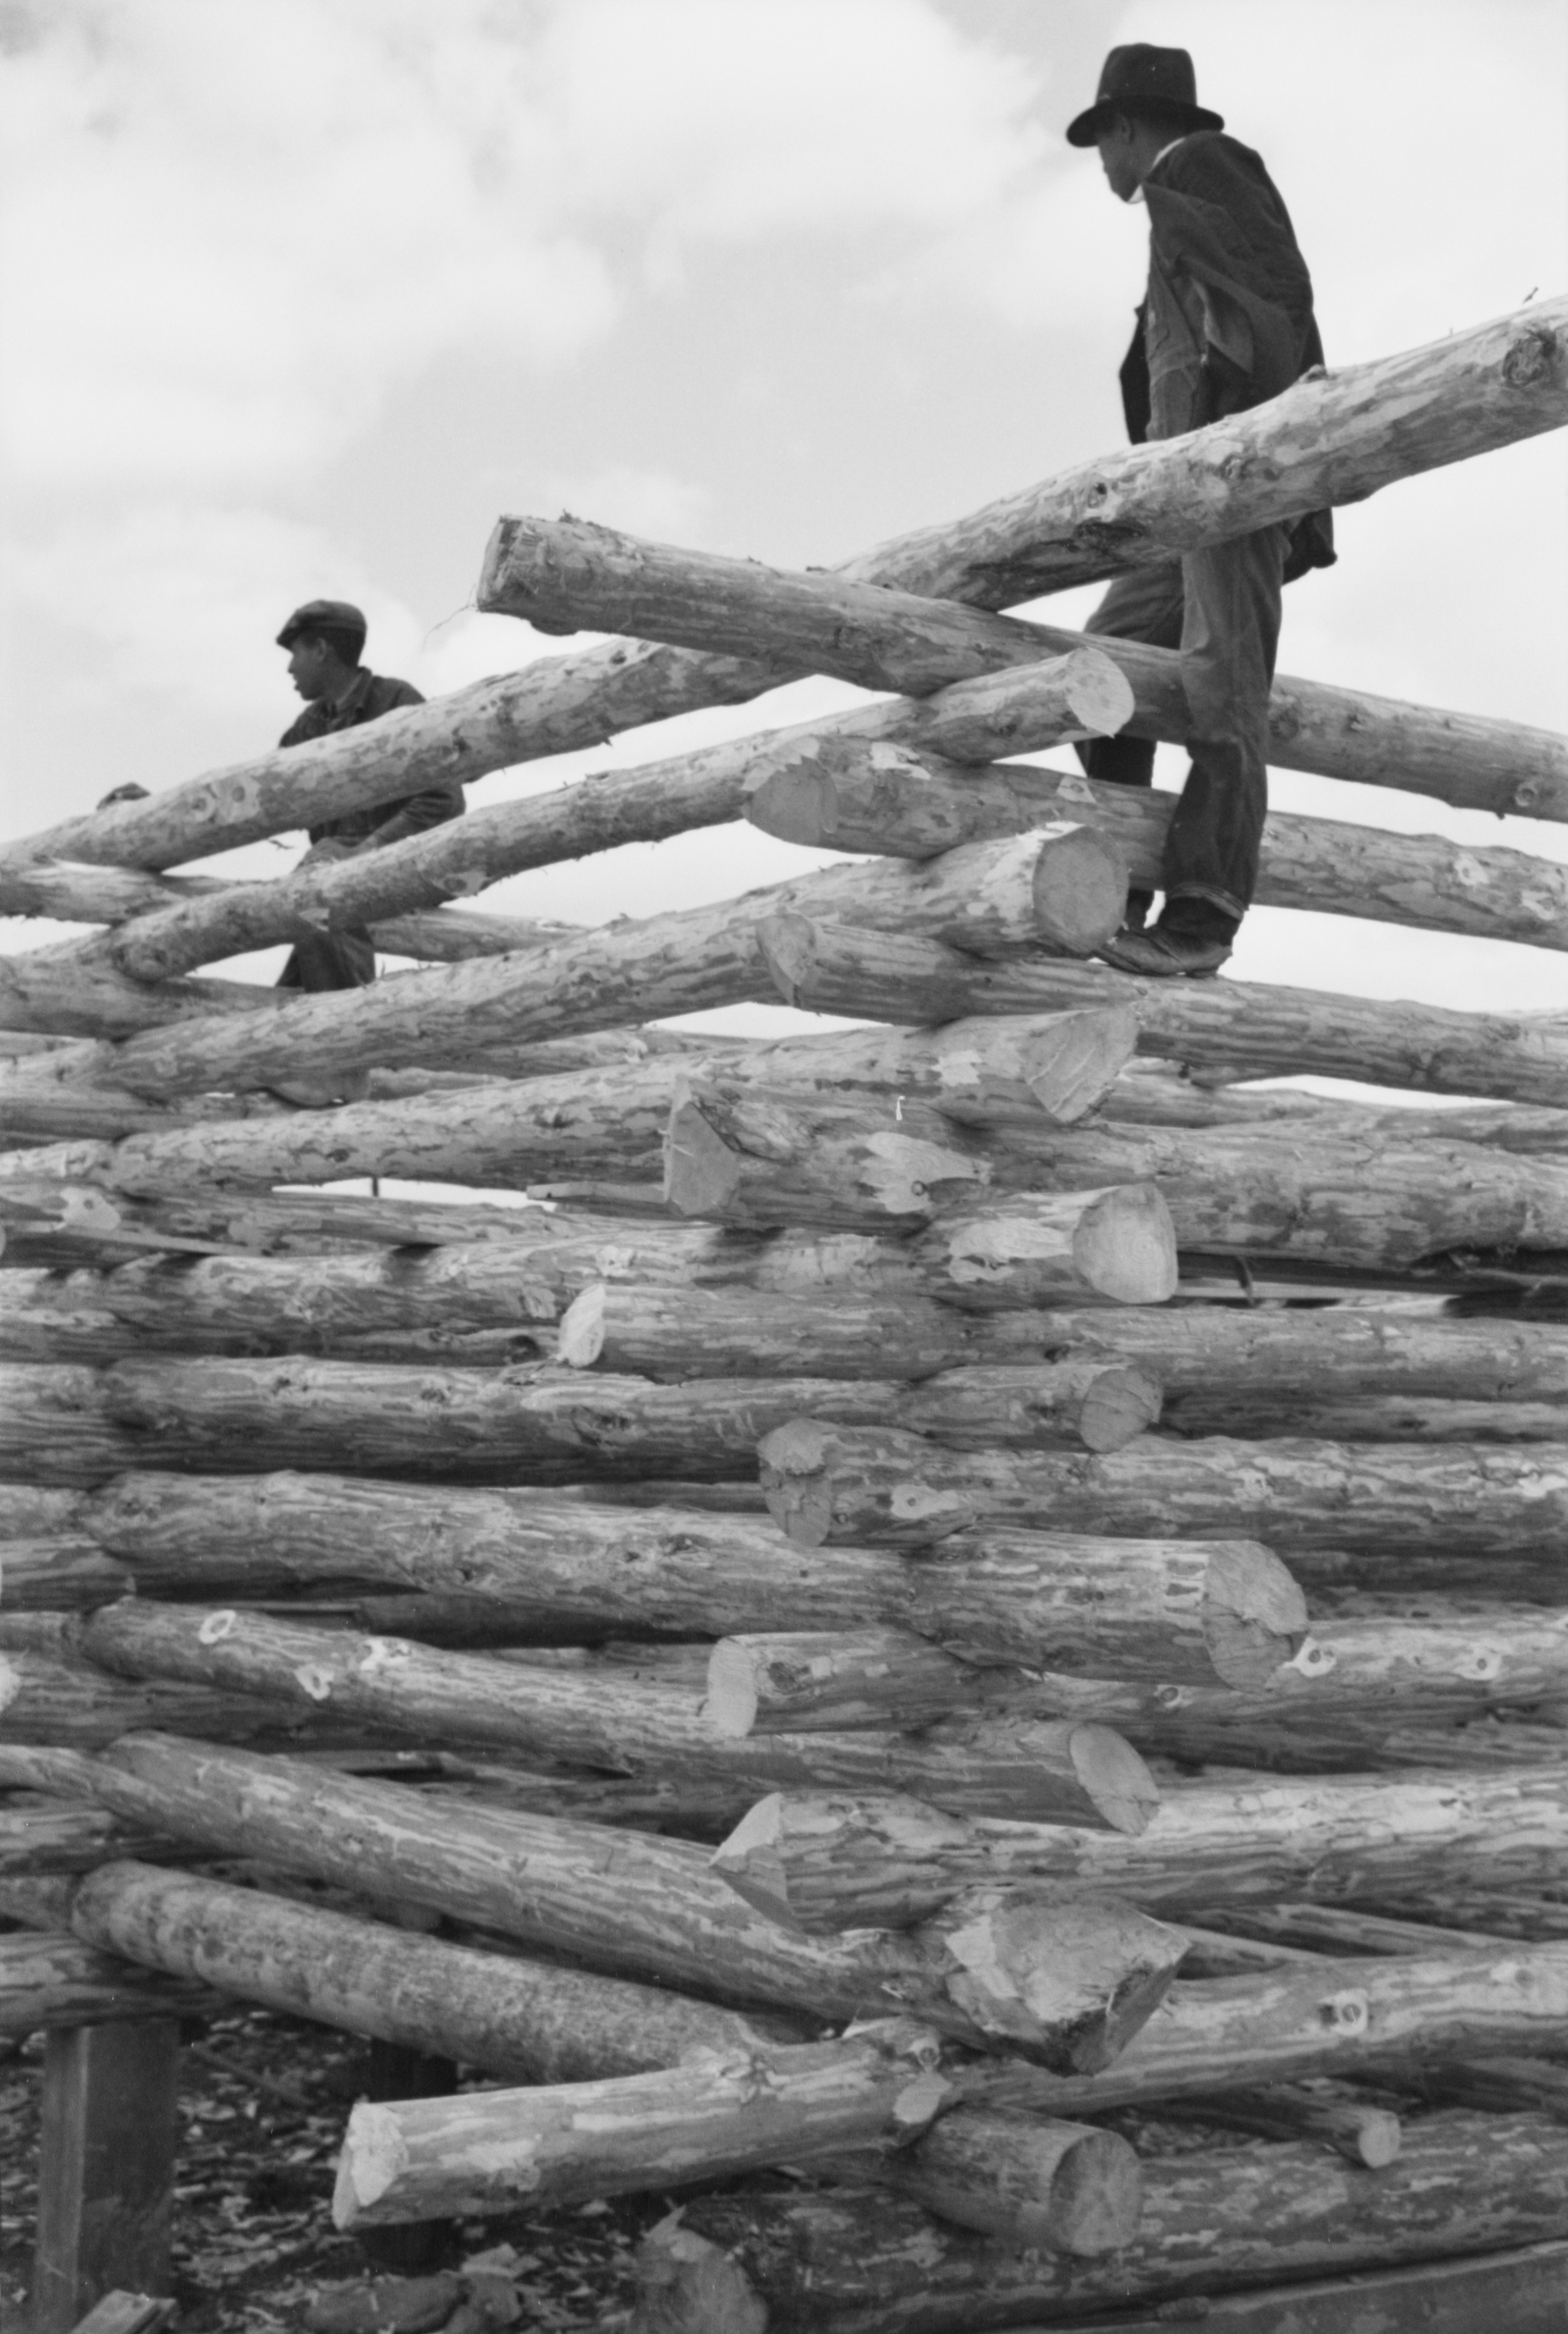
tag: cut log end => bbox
[702,1640,762,1738]
[1030,827,1128,957]
[630,2215,769,2334]
[663,1096,742,1218]
[1020,1004,1140,1125]
[331,2102,409,2228]
[1078,1363,1163,1452]
[1063,647,1137,742]
[1069,1721,1159,1838]
[557,1282,607,1368]
[1074,1182,1179,1305]
[1049,2123,1145,2251]
[1203,1542,1312,1686]
[1350,2107,1404,2168]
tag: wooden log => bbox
[1169,2081,1402,2168]
[875,2109,1142,2254]
[78,1734,1183,2055]
[709,1769,1568,1932]
[78,1472,911,1636]
[736,1005,1140,1129]
[31,2018,180,2334]
[0,1644,391,1752]
[749,737,1568,956]
[761,913,1568,1108]
[0,937,281,1044]
[1175,1393,1568,1443]
[14,824,1123,1086]
[68,1857,800,2079]
[899,1528,1306,1688]
[77,1601,1158,1828]
[633,2104,1568,2334]
[557,1282,986,1381]
[0,1930,210,2036]
[333,2019,961,2227]
[1414,2054,1568,2121]
[702,1630,985,1737]
[755,1424,1568,1556]
[1185,1902,1525,1959]
[899,1362,1164,1452]
[0,1541,134,1609]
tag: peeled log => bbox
[901,1528,1307,1688]
[70,1859,797,2081]
[79,1602,1157,1829]
[756,1424,1568,1557]
[749,737,1568,957]
[898,1361,1162,1452]
[79,1735,1182,2055]
[0,1928,211,2036]
[761,913,1568,1109]
[557,1282,987,1381]
[333,2020,958,2227]
[635,2105,1568,2334]
[878,2110,1142,2254]
[703,1630,985,1737]
[740,1005,1139,1128]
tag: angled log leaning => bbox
[1172,2083,1402,2168]
[75,1601,1159,1828]
[749,737,1568,956]
[70,1736,1184,2056]
[709,1769,1568,1932]
[67,1859,801,2081]
[10,298,1562,895]
[332,2019,960,2227]
[756,1422,1568,1555]
[761,914,1568,1107]
[631,2108,1568,2334]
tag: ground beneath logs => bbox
[0,2009,671,2332]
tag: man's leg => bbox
[1077,564,1185,930]
[276,929,376,991]
[1161,523,1290,937]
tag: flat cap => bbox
[276,598,367,649]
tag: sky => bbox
[2,0,1566,1078]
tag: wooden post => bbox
[31,2017,180,2334]
[356,2038,459,2274]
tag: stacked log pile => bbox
[1,297,1567,2332]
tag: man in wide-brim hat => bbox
[1067,45,1334,978]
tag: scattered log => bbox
[70,1859,799,2080]
[1169,2081,1402,2167]
[756,1423,1568,1556]
[708,1768,1568,1932]
[633,2103,1568,2334]
[875,2109,1142,2253]
[77,1601,1158,1828]
[702,1630,983,1737]
[0,1929,211,2036]
[749,737,1568,956]
[760,913,1568,1108]
[333,2019,959,2227]
[898,1528,1307,1688]
[77,1735,1183,2055]
[0,1646,377,1751]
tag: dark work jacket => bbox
[1119,132,1335,582]
[278,669,465,846]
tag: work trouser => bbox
[1078,523,1290,928]
[276,928,375,992]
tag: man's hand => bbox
[298,836,359,869]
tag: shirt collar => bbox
[1131,135,1188,205]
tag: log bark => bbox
[748,737,1568,956]
[333,2019,960,2227]
[0,1646,378,1751]
[69,1858,798,2080]
[1185,1902,1524,1959]
[77,1601,1158,1829]
[1167,2083,1402,2168]
[1174,1393,1568,1442]
[0,1542,134,1609]
[761,913,1568,1108]
[0,1802,162,1878]
[635,2105,1568,2334]
[899,1528,1307,1688]
[0,938,279,1043]
[709,1768,1568,1931]
[75,1734,1183,2055]
[875,2109,1142,2254]
[0,1929,210,2036]
[703,1630,986,1737]
[756,1423,1568,1556]
[735,1006,1140,1129]
[898,1361,1163,1452]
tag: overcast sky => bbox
[2,0,1565,1065]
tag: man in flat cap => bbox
[274,599,463,991]
[1067,45,1333,977]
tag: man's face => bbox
[1096,118,1145,203]
[287,636,334,701]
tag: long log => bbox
[10,300,1561,894]
[74,1734,1185,2055]
[69,1858,800,2079]
[333,2019,961,2227]
[1175,1393,1568,1443]
[756,1423,1568,1554]
[874,2109,1142,2255]
[749,736,1568,956]
[0,1928,211,2036]
[703,1630,989,1737]
[1163,2083,1402,2167]
[709,1769,1568,1931]
[77,1601,1158,1829]
[632,2107,1568,2334]
[761,913,1568,1108]
[0,1646,377,1751]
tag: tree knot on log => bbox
[1502,319,1565,390]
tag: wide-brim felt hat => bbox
[1067,43,1224,146]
